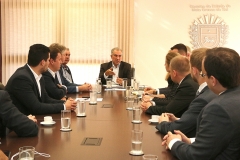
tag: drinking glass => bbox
[134,81,139,91]
[19,146,35,160]
[61,110,71,131]
[130,130,143,155]
[89,91,97,104]
[106,78,112,88]
[77,100,86,117]
[127,95,134,110]
[125,86,133,100]
[132,105,141,124]
[96,78,102,93]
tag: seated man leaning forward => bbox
[0,90,38,137]
[98,47,131,86]
[141,55,198,117]
[5,44,77,115]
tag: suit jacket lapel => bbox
[118,62,124,77]
[108,62,113,78]
[195,86,208,97]
[66,65,74,83]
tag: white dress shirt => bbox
[104,62,121,84]
[27,64,42,97]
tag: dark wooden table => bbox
[1,89,177,160]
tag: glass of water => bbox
[19,146,35,160]
[106,78,112,88]
[132,105,141,124]
[61,110,71,131]
[129,130,143,155]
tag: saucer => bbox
[126,107,133,111]
[132,120,142,124]
[40,121,56,126]
[77,113,86,117]
[129,150,144,156]
[60,128,72,132]
[148,119,158,123]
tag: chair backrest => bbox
[0,82,4,90]
[131,67,135,78]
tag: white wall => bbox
[134,0,240,88]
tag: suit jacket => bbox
[146,74,198,117]
[0,90,38,137]
[98,61,131,85]
[58,65,79,93]
[156,86,217,138]
[171,85,240,160]
[157,76,177,95]
[42,70,67,100]
[60,65,74,83]
[5,64,64,115]
[152,77,179,106]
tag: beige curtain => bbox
[1,0,134,84]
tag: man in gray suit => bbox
[162,47,240,160]
[156,48,217,138]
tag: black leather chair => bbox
[0,82,4,90]
[131,67,135,78]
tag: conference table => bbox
[1,88,178,160]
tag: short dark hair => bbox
[190,48,208,71]
[204,47,240,88]
[50,48,60,61]
[27,44,50,67]
[171,43,187,56]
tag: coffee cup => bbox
[151,115,159,122]
[44,116,53,123]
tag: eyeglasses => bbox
[112,54,122,58]
[199,71,206,77]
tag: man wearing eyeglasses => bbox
[98,47,131,85]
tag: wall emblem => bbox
[189,14,228,49]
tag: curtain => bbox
[1,0,134,84]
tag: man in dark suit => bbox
[156,48,217,138]
[98,47,131,85]
[5,44,77,115]
[42,48,67,100]
[141,55,198,117]
[0,90,38,137]
[162,47,240,159]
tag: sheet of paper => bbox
[75,98,103,101]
